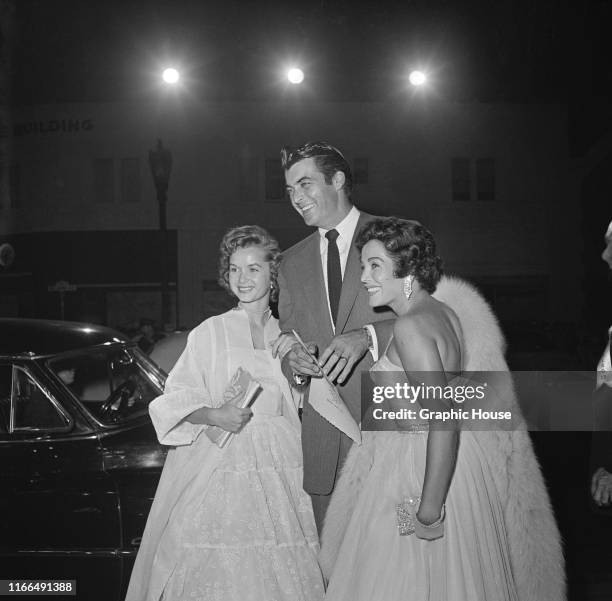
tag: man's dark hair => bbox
[281,141,353,197]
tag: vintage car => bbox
[0,318,168,601]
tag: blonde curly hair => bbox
[218,225,282,302]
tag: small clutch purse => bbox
[396,496,446,540]
[395,496,421,536]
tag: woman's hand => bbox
[210,405,253,433]
[415,501,446,541]
[416,502,444,526]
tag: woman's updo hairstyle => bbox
[355,217,443,293]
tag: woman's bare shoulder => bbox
[393,302,440,339]
[394,300,462,348]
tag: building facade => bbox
[1,99,579,334]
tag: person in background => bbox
[134,318,162,354]
[57,367,76,386]
[591,218,612,507]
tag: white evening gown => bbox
[126,310,324,601]
[161,350,323,600]
[324,353,519,601]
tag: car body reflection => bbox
[0,318,168,601]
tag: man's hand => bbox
[287,342,321,377]
[271,332,321,377]
[591,467,612,506]
[271,332,298,360]
[319,328,369,384]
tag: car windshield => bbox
[48,346,165,426]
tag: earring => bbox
[403,275,414,300]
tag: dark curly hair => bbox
[355,217,443,294]
[218,225,282,302]
[280,141,353,198]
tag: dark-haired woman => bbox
[321,218,564,601]
[126,225,324,601]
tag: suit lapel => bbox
[335,213,370,333]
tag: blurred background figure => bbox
[132,318,164,354]
[57,367,76,386]
[591,219,612,506]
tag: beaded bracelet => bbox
[414,505,446,540]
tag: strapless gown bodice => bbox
[248,349,283,418]
[368,353,430,433]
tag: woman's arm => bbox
[392,316,460,526]
[150,324,218,445]
[370,319,395,360]
[185,404,252,433]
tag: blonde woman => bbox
[127,225,324,601]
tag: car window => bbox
[0,364,10,433]
[11,366,70,432]
[49,347,163,426]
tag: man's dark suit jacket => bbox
[278,211,393,495]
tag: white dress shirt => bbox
[318,205,361,309]
[597,326,612,389]
[318,206,378,359]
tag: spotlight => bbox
[409,70,427,86]
[287,68,305,84]
[162,68,180,84]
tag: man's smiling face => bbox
[284,157,344,229]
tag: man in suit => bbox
[591,219,612,507]
[273,141,392,529]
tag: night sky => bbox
[9,0,612,154]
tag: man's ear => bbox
[332,171,346,191]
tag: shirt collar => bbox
[318,206,360,246]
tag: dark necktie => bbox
[325,229,342,325]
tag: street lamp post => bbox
[149,138,173,328]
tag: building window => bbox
[353,157,369,185]
[451,157,471,202]
[93,158,114,204]
[265,158,284,201]
[476,157,495,201]
[9,163,20,208]
[121,158,141,203]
